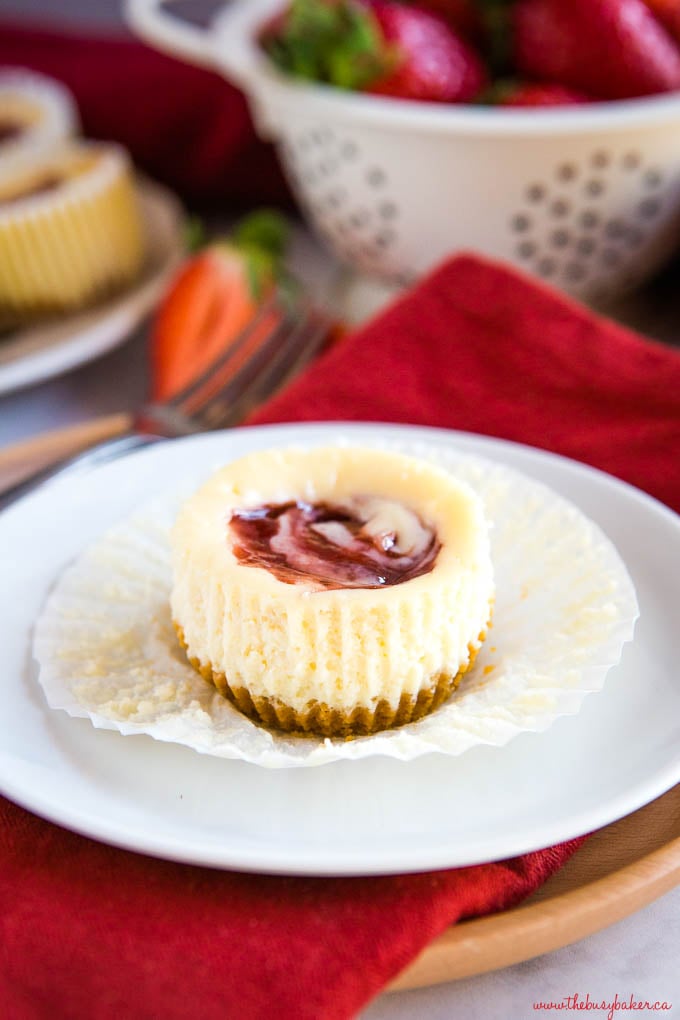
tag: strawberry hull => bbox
[262,0,487,103]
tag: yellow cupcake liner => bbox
[0,142,145,318]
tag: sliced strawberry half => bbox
[151,211,290,402]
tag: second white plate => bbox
[0,178,184,395]
[1,422,678,875]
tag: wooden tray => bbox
[389,784,680,991]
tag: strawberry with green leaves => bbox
[260,0,392,91]
[261,0,486,102]
[151,211,291,401]
[512,0,680,100]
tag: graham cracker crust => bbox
[174,623,485,739]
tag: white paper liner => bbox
[33,439,639,768]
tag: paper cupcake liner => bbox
[0,70,79,179]
[0,142,145,316]
[177,620,484,737]
[33,439,639,768]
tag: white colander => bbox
[128,0,680,300]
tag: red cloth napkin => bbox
[2,259,679,1020]
[0,22,287,206]
[255,255,680,511]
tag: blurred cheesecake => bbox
[0,70,78,177]
[0,141,145,320]
[171,446,494,738]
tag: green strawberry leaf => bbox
[477,77,520,105]
[476,0,515,75]
[238,244,279,301]
[232,209,290,258]
[236,209,294,298]
[262,0,394,90]
[183,215,207,253]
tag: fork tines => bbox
[146,285,330,436]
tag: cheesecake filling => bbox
[228,496,440,590]
[0,172,62,205]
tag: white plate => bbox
[1,423,678,875]
[0,179,184,395]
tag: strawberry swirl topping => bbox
[228,496,440,590]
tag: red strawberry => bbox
[407,0,485,40]
[495,82,593,106]
[643,0,680,43]
[513,0,680,100]
[261,0,486,102]
[364,0,487,101]
[151,211,290,401]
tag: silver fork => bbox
[1,284,331,509]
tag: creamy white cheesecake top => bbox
[171,447,494,715]
[172,445,493,604]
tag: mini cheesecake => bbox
[0,70,78,176]
[0,141,144,319]
[171,446,494,738]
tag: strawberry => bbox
[151,211,290,401]
[362,0,487,100]
[260,0,393,91]
[493,81,593,106]
[406,0,485,40]
[512,0,680,100]
[261,0,486,101]
[642,0,680,43]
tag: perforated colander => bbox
[128,0,680,301]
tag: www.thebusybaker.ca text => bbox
[533,992,672,1020]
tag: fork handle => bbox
[1,431,168,512]
[0,412,133,496]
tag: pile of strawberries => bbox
[260,0,680,106]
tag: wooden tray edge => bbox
[388,833,680,991]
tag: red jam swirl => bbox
[228,498,440,590]
[0,120,24,145]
